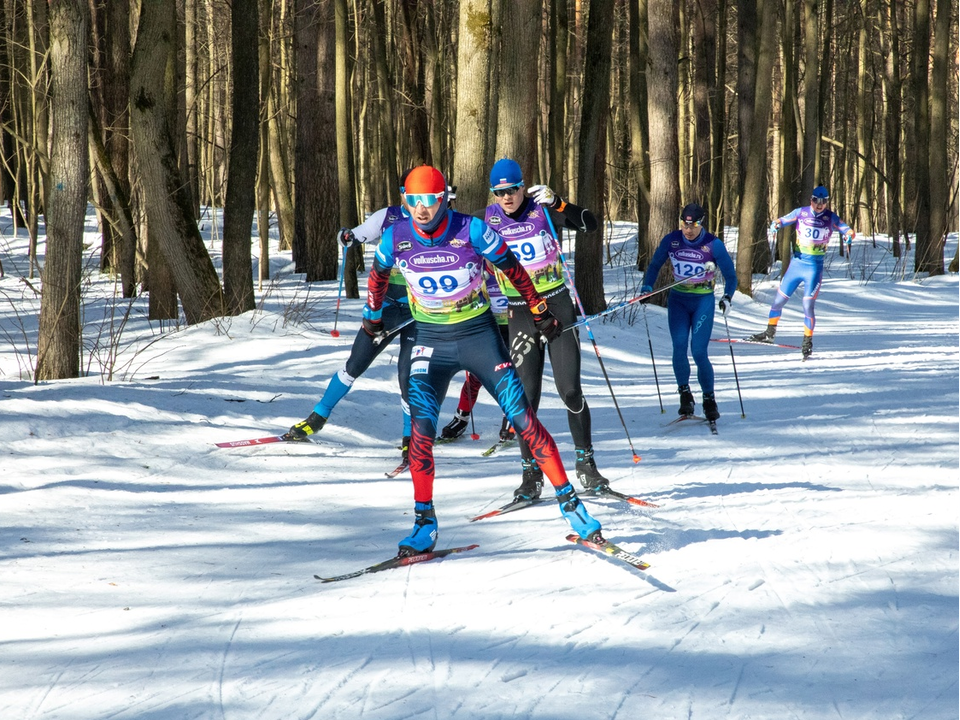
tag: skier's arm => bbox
[640,238,670,291]
[711,239,738,298]
[351,208,390,244]
[363,230,397,331]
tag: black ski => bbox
[315,544,479,583]
[468,497,550,522]
[582,486,660,508]
[385,459,409,478]
[566,533,651,571]
[481,436,518,457]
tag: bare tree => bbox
[36,0,88,381]
[130,0,225,324]
[222,0,260,314]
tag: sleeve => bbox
[550,200,599,234]
[711,239,738,298]
[364,230,396,319]
[470,217,544,309]
[351,208,389,244]
[641,238,671,289]
[778,208,802,226]
[831,212,853,237]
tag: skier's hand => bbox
[338,227,357,248]
[844,230,855,246]
[361,316,384,337]
[531,301,563,342]
[639,285,654,303]
[528,184,558,207]
[768,220,781,234]
[718,295,732,317]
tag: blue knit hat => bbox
[489,158,523,190]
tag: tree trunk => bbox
[574,0,614,315]
[922,0,949,275]
[453,0,495,215]
[130,0,224,325]
[800,0,820,190]
[495,0,538,172]
[36,0,88,381]
[335,0,360,298]
[294,0,339,282]
[644,0,679,299]
[690,0,717,209]
[630,0,651,267]
[222,0,259,315]
[736,0,777,296]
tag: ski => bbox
[481,436,518,457]
[215,434,309,448]
[711,338,800,350]
[582,486,660,508]
[566,534,651,571]
[315,544,479,583]
[661,414,707,428]
[468,497,549,522]
[384,459,409,478]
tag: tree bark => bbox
[800,0,820,190]
[36,0,88,381]
[644,0,679,299]
[574,0,614,314]
[222,0,259,315]
[495,0,539,172]
[736,0,778,296]
[130,0,224,325]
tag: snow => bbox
[1,209,957,719]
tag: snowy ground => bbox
[1,209,957,719]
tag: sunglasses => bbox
[405,192,444,208]
[680,220,702,228]
[811,196,829,204]
[492,185,523,198]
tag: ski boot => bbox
[575,446,609,491]
[702,392,720,421]
[400,436,411,464]
[748,324,777,343]
[398,501,438,556]
[513,458,543,500]
[286,411,327,440]
[439,411,469,440]
[678,384,695,417]
[555,483,602,541]
[802,336,813,359]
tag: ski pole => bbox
[373,316,415,345]
[545,210,640,464]
[331,246,347,338]
[641,304,664,413]
[563,273,699,332]
[721,311,746,418]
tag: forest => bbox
[1,0,957,380]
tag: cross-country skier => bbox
[640,203,737,421]
[363,164,602,555]
[748,185,855,359]
[482,157,608,503]
[286,171,418,468]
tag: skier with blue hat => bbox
[751,185,855,359]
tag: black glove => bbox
[718,295,732,317]
[338,228,356,248]
[362,316,384,337]
[533,308,563,343]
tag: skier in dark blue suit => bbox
[641,203,737,421]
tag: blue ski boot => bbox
[398,501,438,556]
[555,483,602,541]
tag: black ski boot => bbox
[678,384,695,417]
[400,436,411,464]
[748,324,777,343]
[513,459,543,500]
[440,411,469,440]
[702,392,720,421]
[287,411,327,439]
[802,336,813,359]
[575,446,609,491]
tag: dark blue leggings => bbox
[667,290,716,394]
